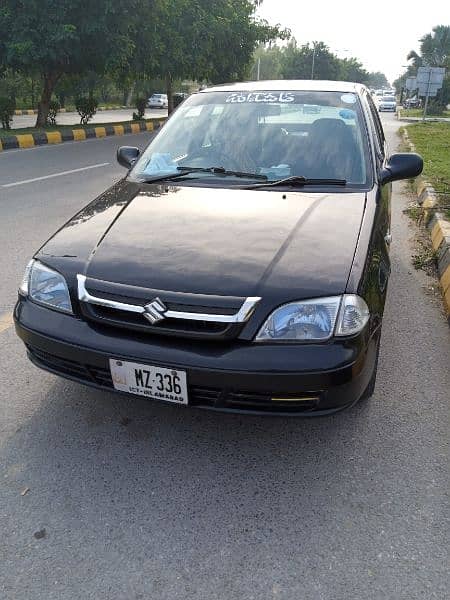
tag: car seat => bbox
[304,118,363,182]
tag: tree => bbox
[0,1,144,126]
[339,57,368,83]
[419,25,450,68]
[250,44,283,80]
[129,0,288,112]
[281,40,340,80]
[365,72,389,89]
[401,25,450,106]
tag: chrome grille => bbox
[77,275,260,340]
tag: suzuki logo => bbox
[143,297,167,324]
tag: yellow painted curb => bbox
[146,121,154,131]
[113,125,124,135]
[431,220,450,251]
[131,123,140,134]
[423,197,437,209]
[72,129,86,141]
[16,134,35,149]
[416,179,429,195]
[441,264,450,294]
[95,127,106,138]
[46,131,62,144]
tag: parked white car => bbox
[148,93,168,109]
[378,96,397,112]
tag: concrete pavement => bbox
[11,107,168,129]
[0,113,449,600]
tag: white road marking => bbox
[2,162,110,188]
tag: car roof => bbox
[201,80,367,94]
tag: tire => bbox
[359,336,381,402]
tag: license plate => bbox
[109,359,188,405]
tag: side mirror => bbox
[379,153,423,185]
[117,146,140,169]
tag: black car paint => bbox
[14,85,416,415]
[36,184,368,336]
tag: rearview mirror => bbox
[117,146,140,169]
[379,153,423,185]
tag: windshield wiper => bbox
[177,166,268,180]
[137,170,204,184]
[240,176,347,189]
[137,166,268,185]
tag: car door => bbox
[363,91,392,315]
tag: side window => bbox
[366,93,385,156]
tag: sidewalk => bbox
[11,108,168,129]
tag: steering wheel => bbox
[186,145,243,171]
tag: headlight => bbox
[19,259,73,314]
[255,295,369,341]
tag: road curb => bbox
[13,106,128,115]
[0,118,166,152]
[402,127,450,323]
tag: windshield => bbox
[382,97,395,102]
[132,90,370,186]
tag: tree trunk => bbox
[166,73,174,114]
[35,72,60,127]
[126,82,135,107]
[31,78,36,109]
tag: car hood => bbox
[39,181,366,305]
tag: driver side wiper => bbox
[137,169,204,184]
[137,166,268,185]
[177,166,268,180]
[240,176,347,189]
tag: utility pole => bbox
[257,57,261,81]
[311,44,316,80]
[422,68,432,121]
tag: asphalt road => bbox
[0,113,449,600]
[11,107,168,129]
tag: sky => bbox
[256,0,450,84]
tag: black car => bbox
[15,81,423,416]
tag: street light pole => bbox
[311,44,316,79]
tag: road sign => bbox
[405,77,417,91]
[416,66,446,97]
[416,66,445,84]
[413,67,447,119]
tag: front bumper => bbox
[14,298,380,416]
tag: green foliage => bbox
[128,0,288,111]
[75,96,98,125]
[250,44,283,80]
[399,25,450,108]
[133,97,147,120]
[251,42,389,87]
[0,0,141,125]
[338,57,368,83]
[365,72,389,89]
[419,25,450,68]
[0,95,15,129]
[0,0,288,119]
[47,99,60,125]
[280,40,341,80]
[273,39,372,83]
[406,122,450,197]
